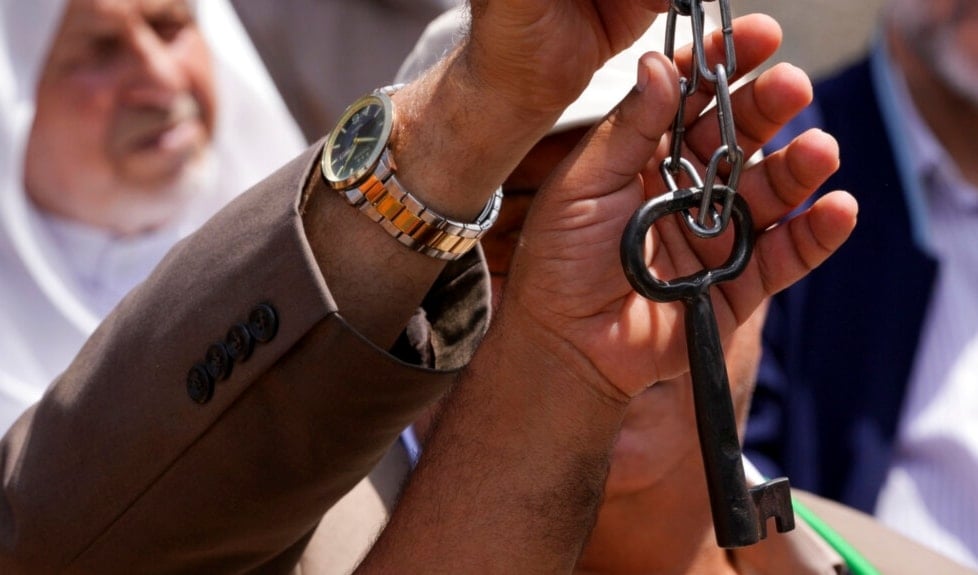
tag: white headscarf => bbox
[0,0,307,432]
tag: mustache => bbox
[113,94,204,149]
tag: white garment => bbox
[872,41,978,568]
[0,0,306,433]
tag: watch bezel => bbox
[321,92,394,190]
[318,85,502,261]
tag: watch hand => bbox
[353,137,378,144]
[341,144,357,175]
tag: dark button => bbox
[187,364,214,404]
[248,303,279,343]
[225,323,255,362]
[205,342,232,381]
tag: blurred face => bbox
[890,0,978,105]
[25,0,216,234]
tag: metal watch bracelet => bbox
[340,149,503,261]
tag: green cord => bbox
[792,496,881,575]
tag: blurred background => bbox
[735,0,889,79]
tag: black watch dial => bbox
[322,93,393,188]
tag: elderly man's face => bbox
[25,0,215,234]
[891,0,978,106]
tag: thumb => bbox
[550,51,679,203]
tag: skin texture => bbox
[494,131,766,575]
[483,25,838,574]
[307,0,678,352]
[24,0,216,236]
[486,126,591,309]
[576,307,768,575]
[357,13,857,575]
[501,17,850,400]
[0,3,853,572]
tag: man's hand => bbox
[314,2,673,348]
[358,13,858,575]
[392,1,673,225]
[500,14,858,400]
[465,0,671,116]
[579,305,769,574]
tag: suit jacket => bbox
[295,456,978,575]
[0,142,490,573]
[744,56,939,514]
[293,458,978,575]
[789,491,977,575]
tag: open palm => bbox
[497,15,858,399]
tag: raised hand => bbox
[497,14,858,400]
[359,13,858,575]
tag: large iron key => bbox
[619,186,794,548]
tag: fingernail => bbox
[636,60,649,92]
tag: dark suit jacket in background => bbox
[744,56,939,514]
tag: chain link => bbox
[622,4,798,545]
[661,0,742,239]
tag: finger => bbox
[547,52,679,202]
[757,190,859,295]
[641,127,839,274]
[520,52,679,282]
[598,1,674,54]
[683,62,813,168]
[718,190,858,326]
[738,128,841,229]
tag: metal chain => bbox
[660,0,742,238]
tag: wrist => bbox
[489,299,631,411]
[459,28,584,120]
[388,46,561,221]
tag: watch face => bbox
[322,93,393,188]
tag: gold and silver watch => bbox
[320,86,502,261]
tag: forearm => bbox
[357,307,627,574]
[303,42,561,350]
[391,46,562,218]
[578,444,730,575]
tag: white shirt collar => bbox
[872,35,978,250]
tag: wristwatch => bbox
[320,86,502,261]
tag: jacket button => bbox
[187,364,214,404]
[205,343,232,381]
[225,323,255,362]
[248,303,278,343]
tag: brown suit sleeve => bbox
[0,143,489,573]
[793,491,978,575]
